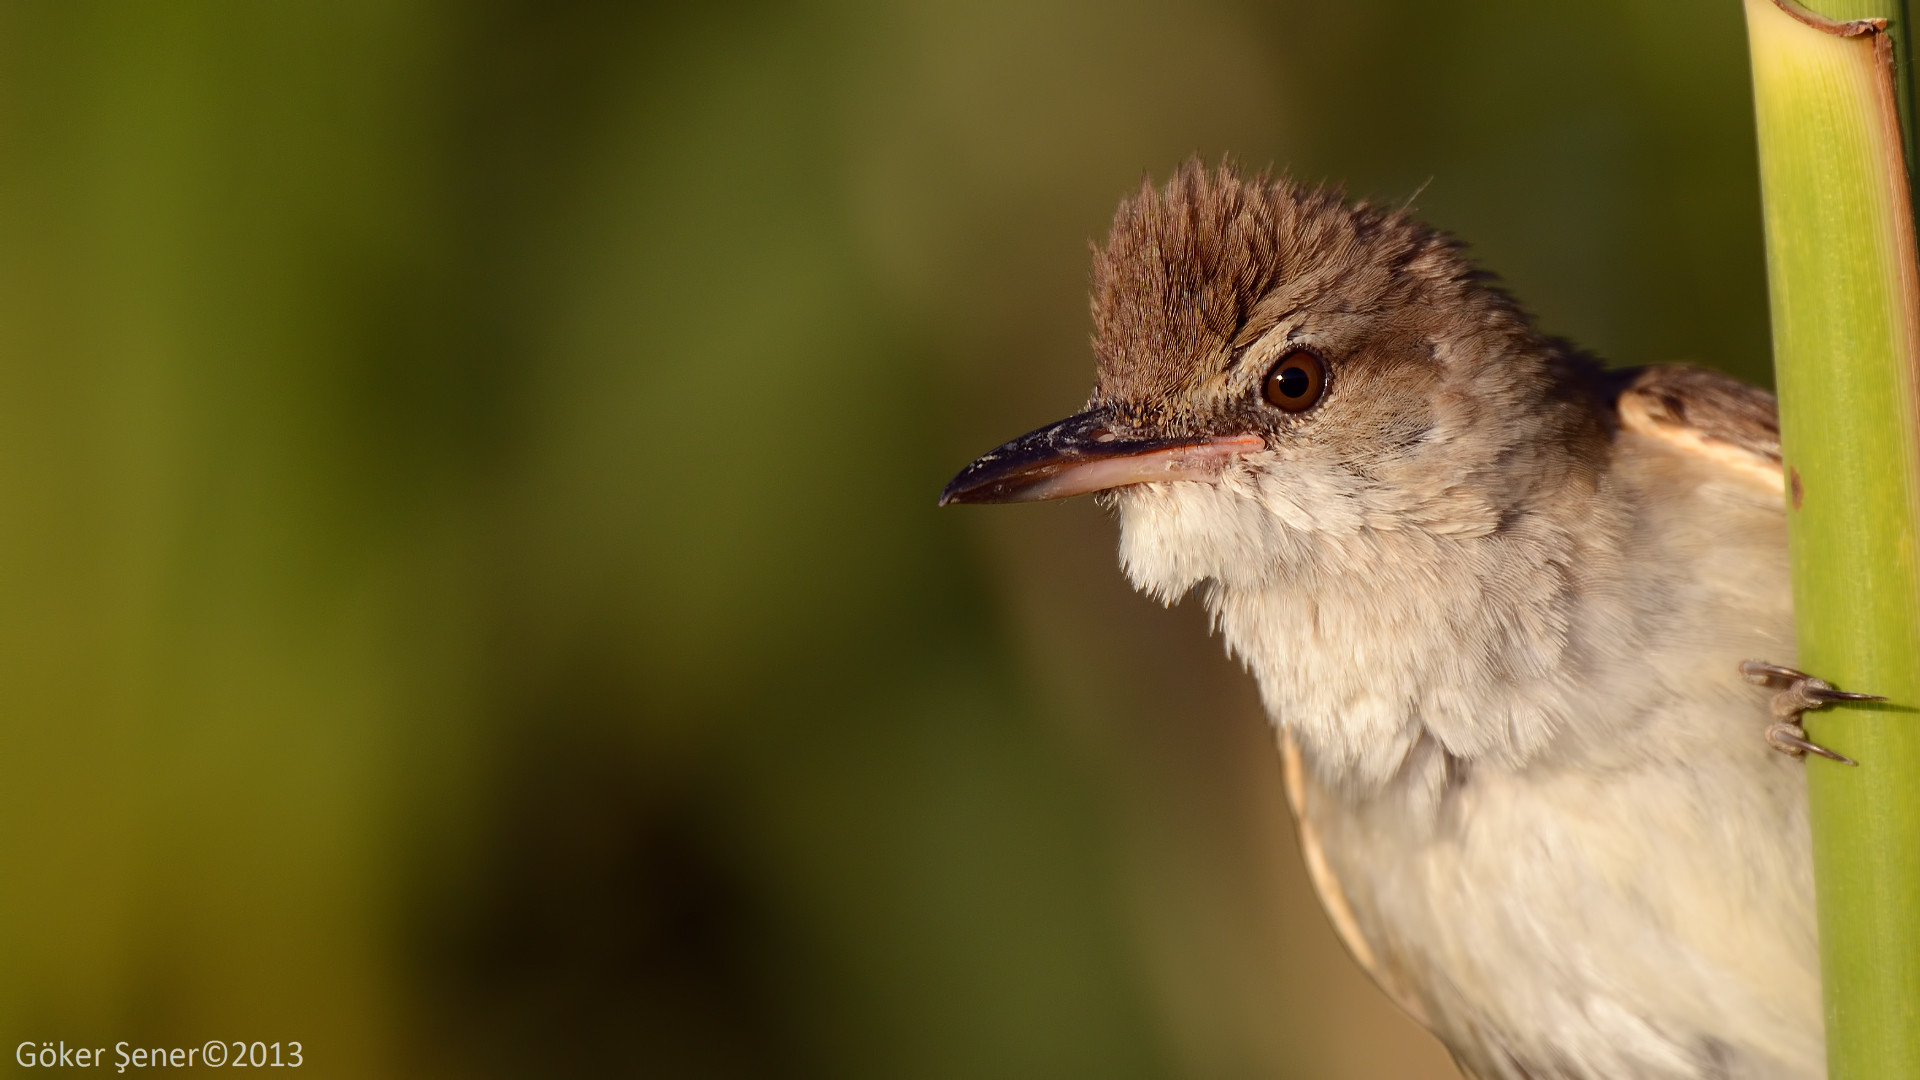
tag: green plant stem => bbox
[1745,2,1920,1077]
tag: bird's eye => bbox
[1262,349,1326,413]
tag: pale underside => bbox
[1117,368,1820,1080]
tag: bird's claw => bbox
[1740,660,1882,766]
[1764,722,1857,765]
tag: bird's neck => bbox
[1116,445,1632,803]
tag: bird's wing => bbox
[1610,365,1784,492]
[1278,730,1436,1029]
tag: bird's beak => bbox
[939,409,1264,506]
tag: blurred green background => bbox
[0,1,1768,1077]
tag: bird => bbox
[940,160,1877,1080]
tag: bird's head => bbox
[941,161,1604,603]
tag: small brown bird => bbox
[942,161,1871,1080]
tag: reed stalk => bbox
[1743,1,1920,1075]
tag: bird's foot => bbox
[1739,661,1883,766]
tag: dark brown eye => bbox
[1263,349,1326,412]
